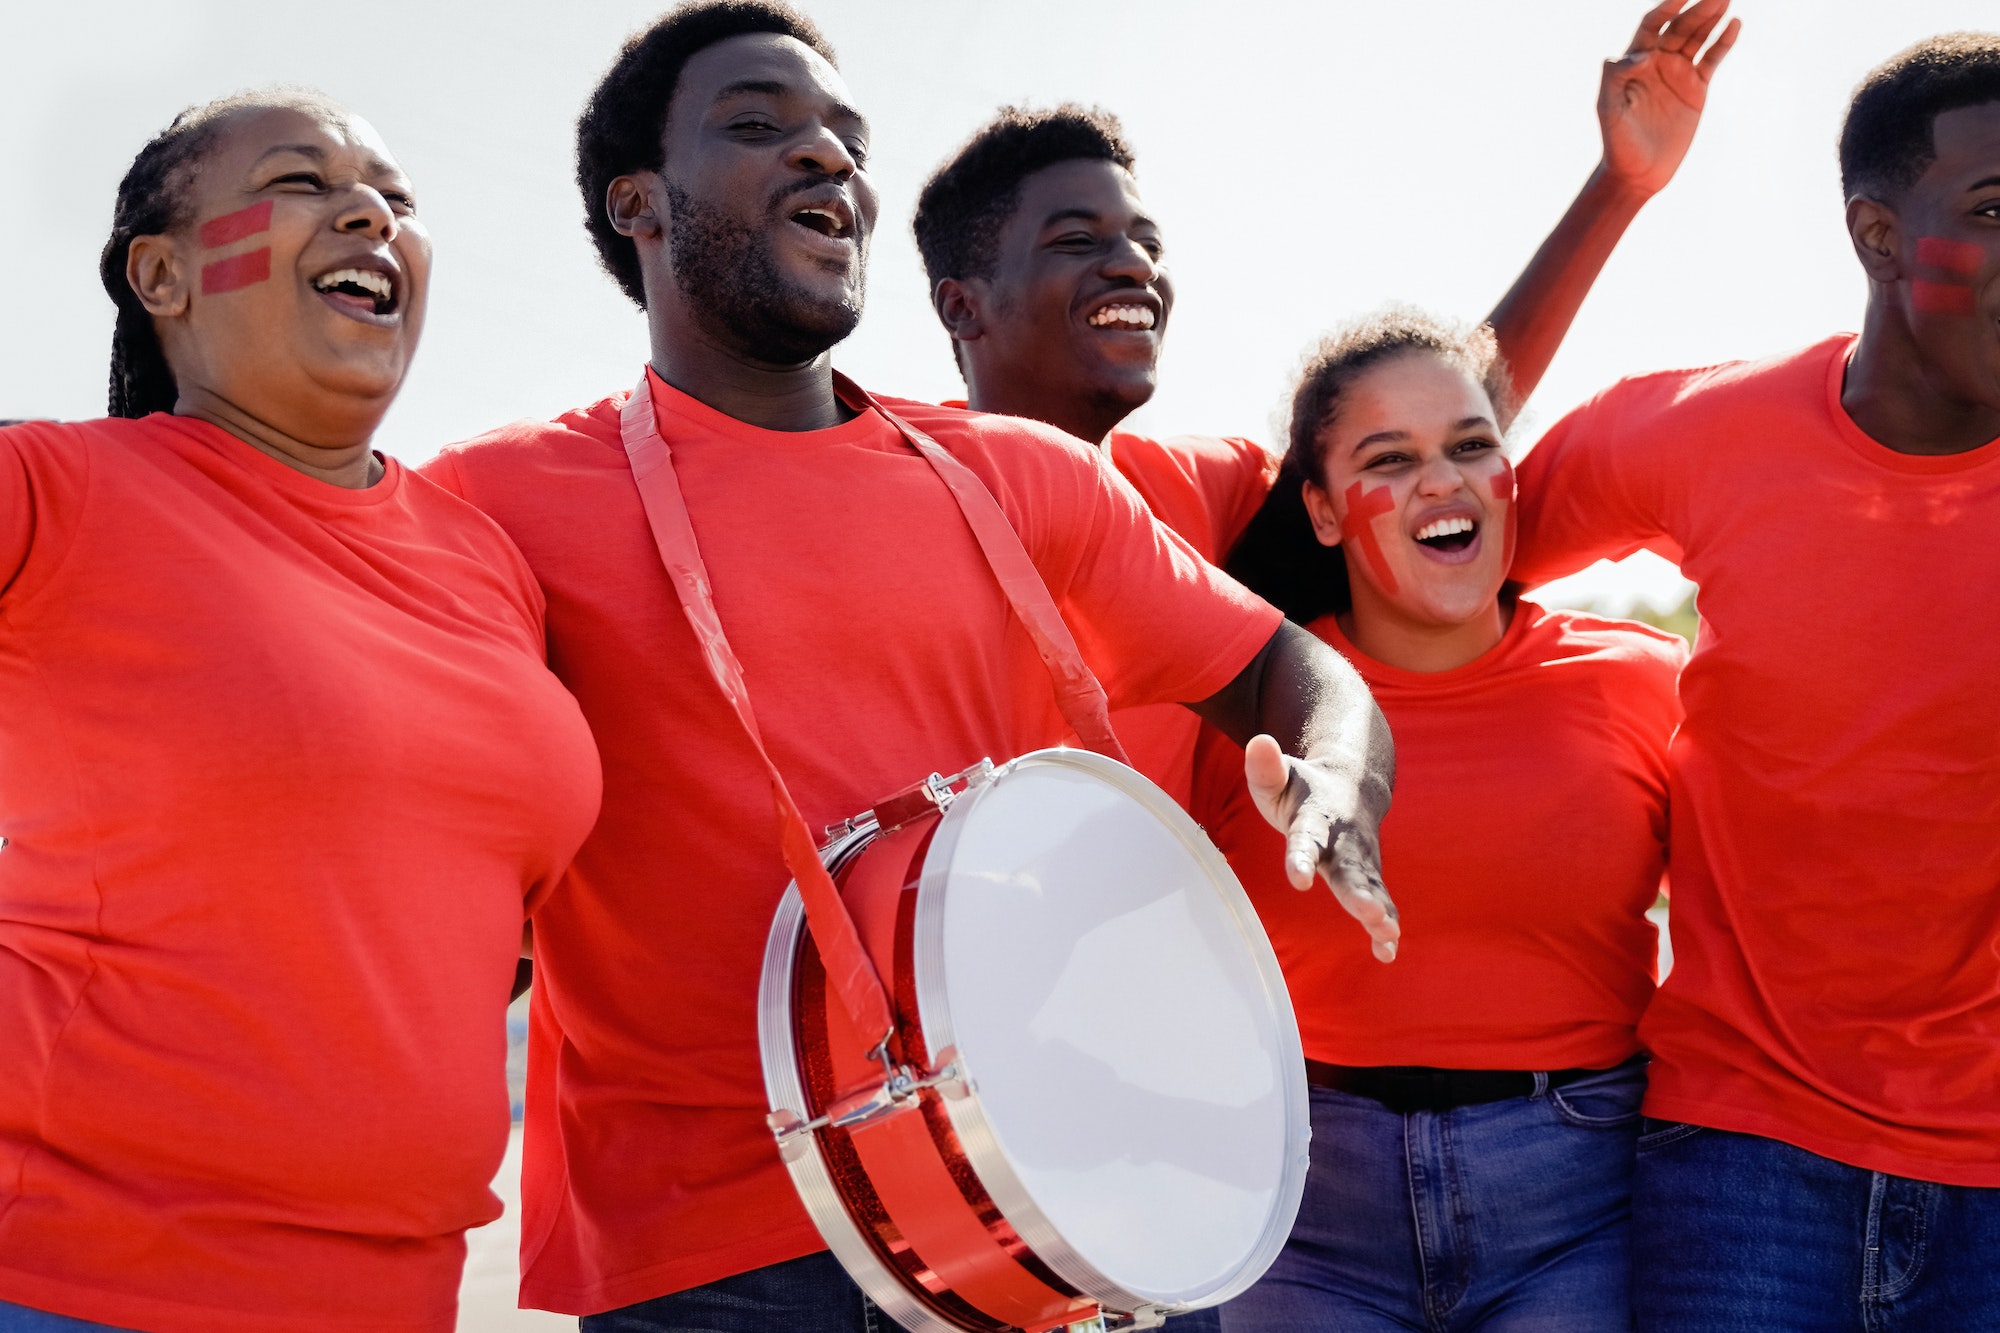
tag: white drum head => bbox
[914,750,1308,1309]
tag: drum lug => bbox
[1098,1307,1172,1330]
[767,1052,971,1159]
[824,758,998,845]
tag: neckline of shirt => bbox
[1308,597,1545,691]
[151,413,406,508]
[644,366,889,448]
[1823,335,2000,475]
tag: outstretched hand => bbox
[1244,733,1400,963]
[1599,0,1740,197]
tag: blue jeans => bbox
[1222,1061,1646,1331]
[1633,1120,2000,1331]
[581,1250,1222,1332]
[0,1302,131,1332]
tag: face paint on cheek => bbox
[1912,236,1983,315]
[201,250,271,295]
[1339,481,1400,596]
[198,200,273,248]
[196,199,274,296]
[1487,459,1517,573]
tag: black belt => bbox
[1305,1060,1604,1114]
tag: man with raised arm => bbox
[423,5,1397,1330]
[1508,34,2000,1330]
[912,0,1736,809]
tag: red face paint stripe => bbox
[201,249,271,295]
[1912,280,1977,315]
[198,200,274,250]
[1915,236,1983,278]
[1339,481,1400,596]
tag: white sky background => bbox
[5,0,1995,612]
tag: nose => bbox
[1415,453,1464,496]
[1100,234,1159,285]
[791,123,859,181]
[333,185,398,241]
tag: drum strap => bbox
[619,368,1128,1056]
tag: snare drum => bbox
[759,748,1309,1332]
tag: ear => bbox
[126,234,189,319]
[1301,478,1343,549]
[607,173,665,242]
[933,276,988,344]
[1846,196,1903,285]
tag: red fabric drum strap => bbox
[619,370,1129,1056]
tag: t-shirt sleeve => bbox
[1511,371,1702,588]
[1046,439,1283,710]
[0,423,88,605]
[1207,436,1281,555]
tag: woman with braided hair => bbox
[0,94,600,1332]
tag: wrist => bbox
[1584,161,1658,215]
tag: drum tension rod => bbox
[822,758,997,846]
[767,1045,969,1159]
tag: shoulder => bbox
[424,395,627,495]
[1558,335,1853,427]
[874,397,1109,498]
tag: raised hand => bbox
[1244,733,1400,963]
[1600,0,1741,197]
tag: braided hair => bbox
[99,91,336,418]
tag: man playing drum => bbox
[910,0,1737,811]
[423,4,1395,1329]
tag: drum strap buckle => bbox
[767,1046,970,1160]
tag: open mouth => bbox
[311,266,399,318]
[1087,303,1156,331]
[789,204,853,241]
[1413,515,1478,553]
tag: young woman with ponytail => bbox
[1200,311,1685,1330]
[0,94,600,1333]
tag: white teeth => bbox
[1087,303,1156,330]
[793,207,846,234]
[313,268,393,301]
[1414,516,1476,542]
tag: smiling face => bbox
[954,158,1171,440]
[1301,350,1514,631]
[1891,101,2000,407]
[131,103,429,443]
[647,32,876,363]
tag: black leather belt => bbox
[1305,1060,1602,1114]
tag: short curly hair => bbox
[576,0,837,307]
[1840,32,2000,203]
[912,105,1134,294]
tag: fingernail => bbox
[1382,941,1398,962]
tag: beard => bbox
[664,179,864,364]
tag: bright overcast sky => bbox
[5,0,1994,610]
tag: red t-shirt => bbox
[1513,334,2000,1186]
[0,417,601,1333]
[1104,432,1277,808]
[422,375,1282,1314]
[1194,604,1683,1070]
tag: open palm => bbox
[1600,0,1741,196]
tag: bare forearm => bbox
[1485,166,1653,403]
[1190,622,1394,814]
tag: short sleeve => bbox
[1511,370,1703,588]
[1056,445,1283,710]
[0,422,89,605]
[1202,436,1281,555]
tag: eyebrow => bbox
[1968,174,2000,192]
[714,79,866,128]
[251,143,329,166]
[1352,417,1495,451]
[1038,207,1160,231]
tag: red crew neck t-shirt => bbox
[1194,603,1684,1070]
[0,417,602,1333]
[1512,334,2000,1186]
[1104,432,1277,808]
[423,376,1281,1314]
